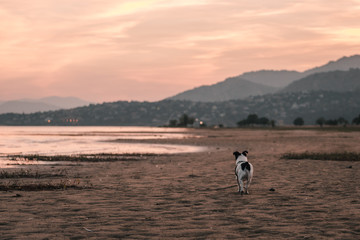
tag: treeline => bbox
[291,114,360,127]
[168,113,360,128]
[235,114,360,127]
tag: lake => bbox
[0,126,206,167]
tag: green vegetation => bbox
[281,151,360,161]
[353,114,360,125]
[168,113,195,127]
[316,117,349,127]
[316,117,326,127]
[293,117,304,126]
[237,114,274,127]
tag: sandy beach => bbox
[1,128,360,239]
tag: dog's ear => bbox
[233,151,240,160]
[242,150,248,156]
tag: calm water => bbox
[0,126,206,167]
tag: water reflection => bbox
[0,126,206,157]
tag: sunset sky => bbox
[1,0,360,103]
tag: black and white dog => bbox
[233,150,253,194]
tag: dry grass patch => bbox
[281,151,360,161]
[0,169,91,191]
[0,169,66,179]
[7,153,157,162]
[0,179,90,191]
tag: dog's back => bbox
[235,161,253,180]
[241,161,251,171]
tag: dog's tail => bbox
[241,162,251,171]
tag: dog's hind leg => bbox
[235,174,241,192]
[245,179,251,194]
[238,178,245,194]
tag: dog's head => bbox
[233,151,241,160]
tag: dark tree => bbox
[316,117,326,127]
[337,117,348,126]
[168,119,177,127]
[247,114,259,124]
[258,117,270,125]
[270,120,276,127]
[325,119,338,125]
[178,114,195,127]
[237,114,272,127]
[352,114,360,125]
[293,117,304,126]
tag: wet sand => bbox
[1,128,360,239]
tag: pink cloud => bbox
[1,0,360,102]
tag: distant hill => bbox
[281,69,360,93]
[165,55,360,102]
[0,101,59,114]
[0,96,90,114]
[167,77,278,102]
[37,96,90,109]
[241,55,360,88]
[239,70,303,88]
[304,55,360,76]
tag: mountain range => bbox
[2,55,359,113]
[1,54,360,126]
[167,77,277,102]
[0,96,90,114]
[167,55,360,102]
